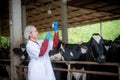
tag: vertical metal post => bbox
[100,21,102,37]
[9,0,22,79]
[61,0,68,43]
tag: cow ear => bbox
[57,40,62,48]
[59,40,62,44]
[60,44,65,52]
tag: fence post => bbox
[67,63,72,80]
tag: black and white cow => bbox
[68,33,106,80]
[58,42,87,80]
[13,43,29,65]
[49,41,68,80]
[102,35,120,80]
[86,33,106,63]
[85,34,120,80]
[49,33,106,80]
[105,35,120,63]
[83,33,107,80]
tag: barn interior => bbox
[0,0,120,80]
[0,0,120,36]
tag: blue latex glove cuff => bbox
[45,32,51,40]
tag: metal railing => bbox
[0,59,119,80]
[52,61,120,80]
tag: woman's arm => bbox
[52,21,59,49]
[39,39,49,56]
[52,32,59,49]
[39,32,51,56]
[26,39,49,58]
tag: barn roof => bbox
[0,0,120,36]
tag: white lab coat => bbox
[26,40,56,80]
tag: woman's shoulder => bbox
[26,40,37,46]
[37,40,44,43]
[26,40,32,47]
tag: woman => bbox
[24,21,59,80]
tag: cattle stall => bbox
[0,0,120,80]
[13,61,120,80]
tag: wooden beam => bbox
[61,0,68,43]
[27,7,60,23]
[9,0,22,80]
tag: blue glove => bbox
[45,32,51,40]
[52,21,58,32]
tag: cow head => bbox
[49,41,64,61]
[20,43,28,60]
[13,43,28,65]
[80,43,88,54]
[88,33,106,63]
[104,36,120,63]
[49,48,64,61]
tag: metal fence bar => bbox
[53,67,119,76]
[52,61,120,67]
[14,61,120,80]
[52,60,120,80]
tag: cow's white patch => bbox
[61,56,65,61]
[50,52,62,61]
[70,52,73,57]
[21,55,25,59]
[104,45,110,51]
[81,48,87,54]
[72,67,85,80]
[93,35,101,44]
[21,47,25,52]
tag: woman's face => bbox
[29,27,38,40]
